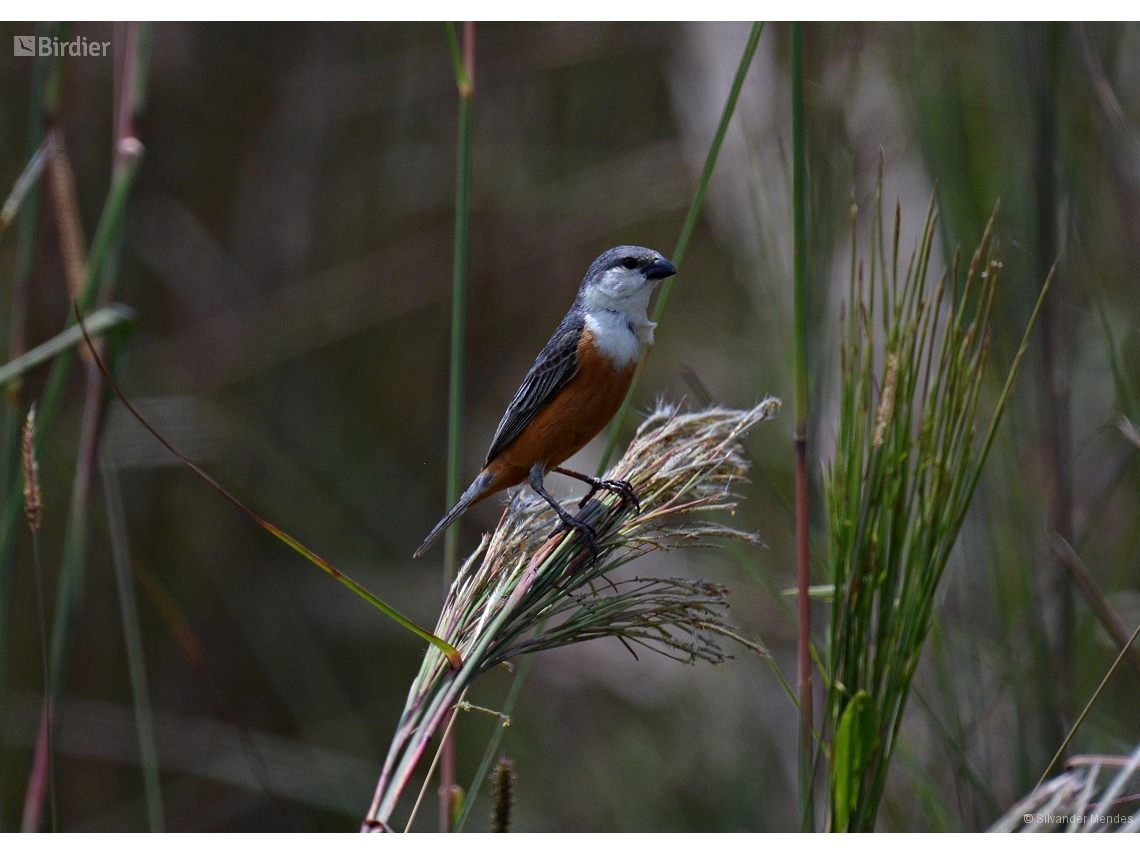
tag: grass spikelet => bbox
[22,406,41,532]
[363,399,781,829]
[490,757,515,833]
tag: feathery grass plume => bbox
[490,757,515,833]
[989,744,1140,832]
[363,399,780,830]
[820,177,1051,832]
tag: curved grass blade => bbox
[75,306,461,670]
[597,21,765,474]
[0,138,50,241]
[0,304,133,389]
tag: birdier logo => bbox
[14,35,110,57]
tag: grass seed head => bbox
[22,405,41,533]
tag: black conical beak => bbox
[644,257,677,280]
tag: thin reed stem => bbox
[101,448,165,831]
[0,26,55,824]
[440,19,476,833]
[790,20,814,832]
[21,408,55,831]
[597,21,764,474]
[1036,617,1140,789]
[23,25,149,830]
[452,646,532,832]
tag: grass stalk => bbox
[790,20,814,833]
[452,648,530,832]
[0,139,50,243]
[101,448,165,831]
[23,28,149,828]
[21,408,56,832]
[992,739,1140,832]
[821,175,1050,831]
[1035,616,1140,789]
[597,21,764,474]
[0,305,134,388]
[0,26,55,824]
[78,309,460,666]
[1049,534,1140,678]
[440,21,475,831]
[0,140,143,644]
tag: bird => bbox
[414,245,677,559]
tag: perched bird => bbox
[414,245,677,558]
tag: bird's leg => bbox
[553,467,640,513]
[529,463,598,559]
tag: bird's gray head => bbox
[577,246,676,316]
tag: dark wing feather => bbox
[484,312,584,465]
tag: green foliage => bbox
[821,177,1050,831]
[832,691,879,832]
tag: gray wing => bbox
[484,312,584,465]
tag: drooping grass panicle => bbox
[363,399,780,830]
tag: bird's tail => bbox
[413,471,494,558]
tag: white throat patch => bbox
[578,265,659,369]
[584,309,653,369]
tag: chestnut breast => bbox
[492,326,636,476]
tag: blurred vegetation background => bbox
[0,20,1138,831]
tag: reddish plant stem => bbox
[439,20,475,834]
[22,22,144,831]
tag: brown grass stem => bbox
[440,19,476,832]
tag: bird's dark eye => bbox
[620,257,638,270]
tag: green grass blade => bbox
[790,20,815,832]
[832,691,880,832]
[76,309,462,669]
[101,450,165,831]
[0,304,134,389]
[0,139,50,242]
[597,21,764,475]
[1035,616,1140,789]
[0,29,58,826]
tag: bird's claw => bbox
[578,477,640,514]
[548,515,599,561]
